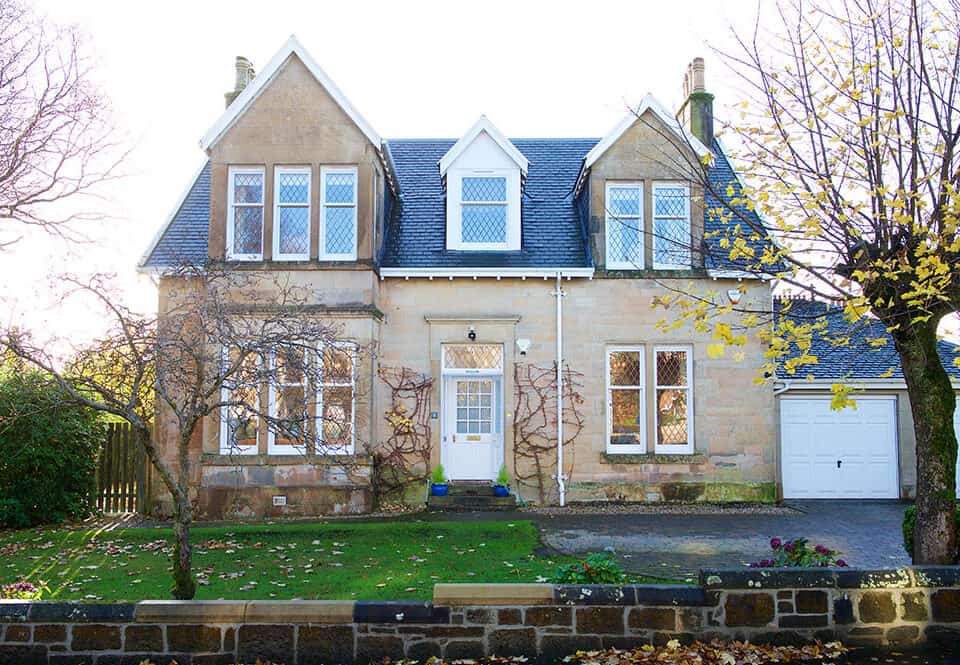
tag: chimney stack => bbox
[224,56,256,108]
[680,57,714,147]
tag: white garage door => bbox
[780,397,899,498]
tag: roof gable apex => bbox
[582,93,712,171]
[438,116,529,175]
[199,35,381,152]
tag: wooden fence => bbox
[96,422,149,513]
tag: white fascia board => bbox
[439,115,529,176]
[582,93,712,172]
[775,378,960,391]
[136,159,209,272]
[199,35,381,152]
[379,267,594,279]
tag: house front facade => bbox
[140,37,779,519]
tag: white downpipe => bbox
[554,272,567,507]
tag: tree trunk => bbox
[171,494,196,599]
[893,320,958,564]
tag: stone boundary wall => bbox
[0,567,957,664]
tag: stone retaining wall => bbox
[0,567,957,664]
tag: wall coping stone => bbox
[434,584,554,606]
[136,600,247,623]
[700,567,937,589]
[0,602,136,623]
[354,601,449,623]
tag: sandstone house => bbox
[140,36,954,518]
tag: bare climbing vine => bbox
[513,362,584,504]
[371,366,433,506]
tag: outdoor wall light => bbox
[727,288,743,305]
[516,338,531,356]
[467,326,477,341]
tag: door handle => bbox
[837,460,842,469]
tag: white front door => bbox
[780,396,899,498]
[443,376,502,480]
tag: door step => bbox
[427,487,516,512]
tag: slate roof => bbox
[142,162,211,269]
[774,297,960,381]
[381,138,596,269]
[141,140,770,273]
[703,139,777,273]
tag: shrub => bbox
[494,464,511,487]
[749,538,847,568]
[0,367,104,527]
[903,505,960,563]
[430,464,447,485]
[552,550,626,584]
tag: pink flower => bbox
[770,538,782,549]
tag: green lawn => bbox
[0,519,655,601]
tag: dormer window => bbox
[440,116,528,252]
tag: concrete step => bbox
[426,494,516,512]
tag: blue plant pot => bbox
[493,485,510,498]
[431,483,448,497]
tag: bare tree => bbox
[0,0,120,248]
[2,262,368,598]
[617,0,960,563]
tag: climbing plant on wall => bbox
[372,366,433,506]
[513,362,584,504]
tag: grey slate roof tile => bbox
[142,162,210,268]
[774,297,960,381]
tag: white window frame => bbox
[226,166,265,261]
[446,168,521,251]
[605,181,644,270]
[218,347,260,456]
[605,345,646,454]
[652,182,692,270]
[272,166,312,261]
[320,166,358,261]
[316,341,357,455]
[653,345,694,455]
[267,344,310,455]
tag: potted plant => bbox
[430,464,449,496]
[492,464,511,497]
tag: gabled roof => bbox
[138,161,210,271]
[382,138,595,271]
[774,297,960,381]
[199,35,381,152]
[580,94,712,178]
[438,116,529,176]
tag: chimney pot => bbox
[681,56,714,147]
[225,55,256,108]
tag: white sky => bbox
[2,0,758,343]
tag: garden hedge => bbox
[0,367,104,527]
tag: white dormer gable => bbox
[441,116,525,251]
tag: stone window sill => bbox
[601,452,707,465]
[201,453,373,467]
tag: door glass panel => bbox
[455,379,494,437]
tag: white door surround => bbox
[440,344,504,481]
[779,395,899,499]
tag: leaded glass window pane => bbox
[608,186,640,216]
[462,177,506,202]
[455,379,494,435]
[325,172,355,204]
[233,173,263,204]
[233,207,263,256]
[222,349,261,452]
[610,389,643,447]
[278,172,309,203]
[655,348,691,448]
[609,351,641,386]
[325,207,355,255]
[443,345,503,370]
[322,345,354,384]
[278,207,309,255]
[462,205,507,243]
[321,386,353,447]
